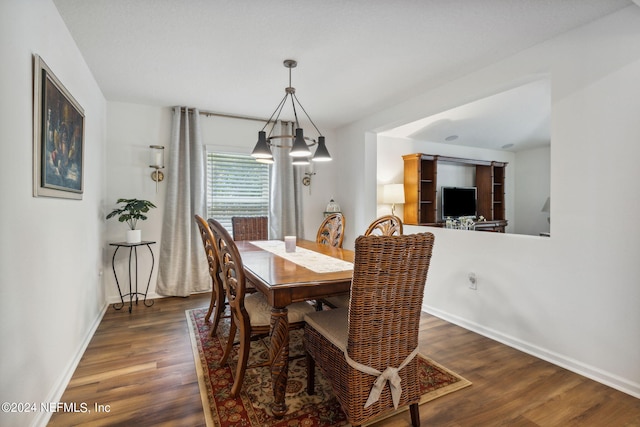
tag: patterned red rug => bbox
[186,307,471,427]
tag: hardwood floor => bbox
[49,295,209,427]
[50,293,640,426]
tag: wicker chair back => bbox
[231,216,268,241]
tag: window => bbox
[206,151,270,232]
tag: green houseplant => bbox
[106,198,157,243]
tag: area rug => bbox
[186,307,471,427]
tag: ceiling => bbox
[380,78,551,152]
[53,0,631,145]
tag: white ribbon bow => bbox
[344,347,419,409]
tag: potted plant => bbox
[106,198,157,243]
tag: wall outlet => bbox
[468,272,477,290]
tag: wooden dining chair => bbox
[313,212,347,310]
[231,216,268,241]
[207,218,316,397]
[316,212,345,248]
[364,214,403,236]
[194,215,227,337]
[304,232,435,427]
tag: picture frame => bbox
[33,54,85,199]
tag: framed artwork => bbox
[33,54,85,199]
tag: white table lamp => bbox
[383,184,405,216]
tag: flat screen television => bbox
[441,186,477,219]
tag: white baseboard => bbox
[423,304,640,399]
[31,303,109,427]
[106,291,165,305]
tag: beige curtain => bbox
[269,121,304,239]
[156,107,209,296]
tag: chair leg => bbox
[220,318,237,366]
[410,402,420,427]
[204,284,216,322]
[209,287,226,337]
[230,322,251,398]
[306,352,315,395]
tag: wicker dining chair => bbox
[207,218,315,397]
[194,215,227,337]
[322,214,405,310]
[304,232,435,427]
[316,212,345,248]
[231,216,268,241]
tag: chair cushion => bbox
[304,307,349,352]
[245,292,316,327]
[324,294,350,309]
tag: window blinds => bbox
[206,152,270,232]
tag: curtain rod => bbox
[177,107,266,124]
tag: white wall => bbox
[0,1,107,426]
[105,103,171,302]
[514,146,550,235]
[336,6,640,397]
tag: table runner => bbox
[250,240,353,273]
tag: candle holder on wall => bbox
[149,145,165,192]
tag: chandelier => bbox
[251,59,331,165]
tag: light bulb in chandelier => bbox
[291,157,310,166]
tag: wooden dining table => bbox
[235,239,354,418]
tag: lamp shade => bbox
[149,145,164,168]
[312,136,332,162]
[251,131,273,159]
[383,184,405,204]
[289,128,312,157]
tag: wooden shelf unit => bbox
[476,161,507,221]
[402,153,507,228]
[403,153,437,224]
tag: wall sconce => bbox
[382,184,405,216]
[149,145,165,192]
[302,171,315,186]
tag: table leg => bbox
[111,247,125,310]
[110,242,155,312]
[128,247,135,313]
[143,244,155,307]
[269,307,289,418]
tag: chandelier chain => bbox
[292,92,322,136]
[290,92,300,130]
[261,92,288,134]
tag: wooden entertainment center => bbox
[402,153,508,232]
